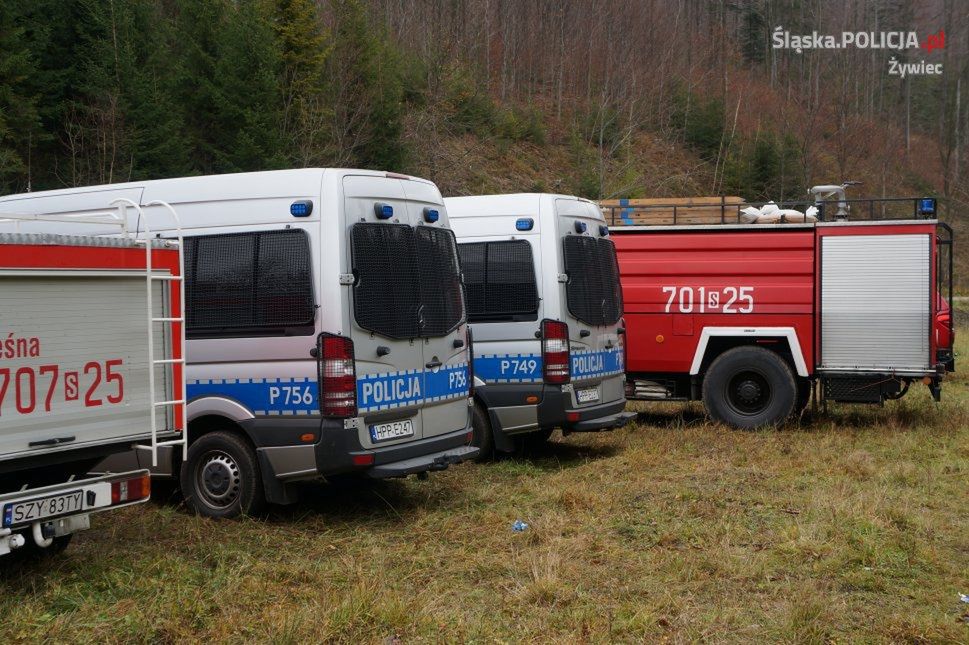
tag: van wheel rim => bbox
[198,451,241,508]
[726,370,772,416]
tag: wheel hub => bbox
[736,380,762,403]
[726,370,773,416]
[198,452,241,507]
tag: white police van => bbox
[446,194,635,457]
[0,169,477,518]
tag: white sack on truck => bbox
[740,202,818,224]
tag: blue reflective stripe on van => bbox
[473,354,543,383]
[188,363,470,416]
[571,347,625,381]
[187,378,318,416]
[473,346,625,384]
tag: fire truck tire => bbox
[702,346,797,429]
[181,431,266,519]
[471,403,495,461]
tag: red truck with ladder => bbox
[0,201,186,558]
[608,191,954,428]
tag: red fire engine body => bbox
[611,217,954,428]
[0,203,186,558]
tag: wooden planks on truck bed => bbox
[600,196,747,226]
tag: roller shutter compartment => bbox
[820,233,930,372]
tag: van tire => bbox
[471,403,495,461]
[702,346,796,429]
[181,431,265,519]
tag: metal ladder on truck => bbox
[113,198,188,466]
[0,200,188,466]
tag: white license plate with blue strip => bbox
[370,419,415,442]
[3,490,83,527]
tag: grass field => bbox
[2,336,968,643]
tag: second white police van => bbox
[1,169,477,517]
[446,194,635,457]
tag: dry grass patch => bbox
[2,333,968,642]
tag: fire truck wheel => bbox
[471,403,495,461]
[181,431,266,519]
[703,346,797,429]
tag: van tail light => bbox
[542,319,571,384]
[466,326,476,398]
[111,473,151,505]
[318,333,358,418]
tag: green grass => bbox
[3,337,968,643]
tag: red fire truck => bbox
[0,202,186,558]
[608,195,954,428]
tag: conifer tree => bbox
[0,0,40,192]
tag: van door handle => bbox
[425,360,443,369]
[579,329,591,337]
[29,436,76,448]
[377,346,391,357]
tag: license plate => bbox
[370,419,415,443]
[576,387,600,404]
[3,490,83,528]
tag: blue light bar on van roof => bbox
[574,221,587,234]
[423,207,440,223]
[516,218,534,231]
[918,197,936,215]
[599,225,609,236]
[374,202,394,219]
[290,200,313,217]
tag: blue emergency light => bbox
[516,218,534,231]
[374,202,394,219]
[599,225,609,236]
[423,207,439,223]
[574,221,587,233]
[918,198,936,216]
[290,200,313,217]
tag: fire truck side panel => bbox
[613,227,816,376]
[815,221,938,374]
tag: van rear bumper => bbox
[315,424,476,478]
[566,410,637,432]
[366,445,479,478]
[539,386,630,432]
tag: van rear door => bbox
[344,176,427,447]
[555,199,625,406]
[402,181,469,441]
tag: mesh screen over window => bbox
[416,226,466,336]
[458,240,539,322]
[351,223,421,339]
[185,229,315,336]
[351,223,465,339]
[562,236,623,326]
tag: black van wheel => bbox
[702,346,796,429]
[180,431,265,519]
[471,403,495,461]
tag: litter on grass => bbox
[512,520,529,532]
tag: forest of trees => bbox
[0,0,966,206]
